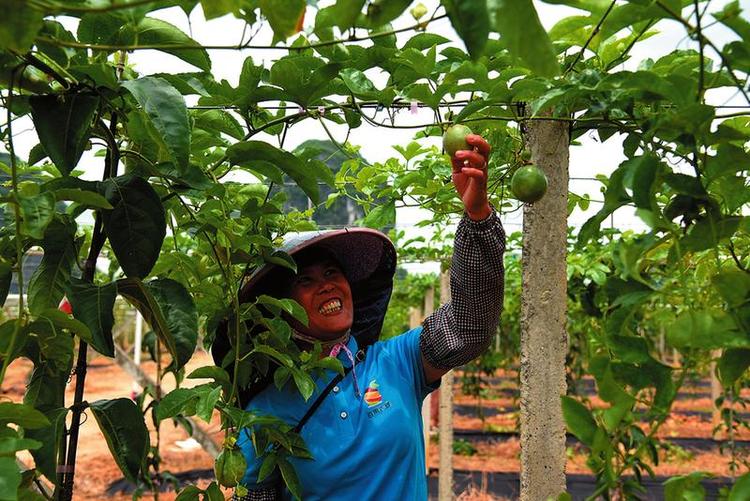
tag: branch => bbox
[728,240,749,274]
[655,0,750,105]
[694,0,705,102]
[565,0,617,75]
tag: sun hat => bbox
[238,227,397,346]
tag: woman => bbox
[219,134,505,500]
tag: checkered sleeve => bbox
[231,487,279,501]
[419,209,505,370]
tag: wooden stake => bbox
[520,116,569,501]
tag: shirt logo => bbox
[364,380,383,407]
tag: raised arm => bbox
[419,134,506,384]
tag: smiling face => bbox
[289,259,354,340]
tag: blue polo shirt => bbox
[237,326,438,500]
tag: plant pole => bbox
[519,115,569,501]
[58,115,118,501]
[438,269,454,501]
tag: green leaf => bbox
[0,402,50,429]
[0,320,27,370]
[367,0,412,27]
[663,472,707,501]
[259,0,305,41]
[27,218,78,315]
[339,68,381,100]
[361,200,396,229]
[577,160,631,244]
[24,359,69,482]
[67,278,117,357]
[718,348,750,388]
[269,56,340,106]
[89,398,149,484]
[187,366,231,394]
[145,278,198,371]
[680,215,742,253]
[321,0,365,32]
[30,309,92,345]
[195,385,221,422]
[193,109,244,140]
[53,188,113,209]
[227,141,321,204]
[443,0,491,60]
[277,457,302,500]
[728,472,750,501]
[17,191,56,240]
[256,296,308,325]
[667,311,741,350]
[631,155,661,210]
[157,388,201,422]
[257,451,278,483]
[561,396,597,446]
[0,456,21,500]
[712,269,750,309]
[291,368,315,401]
[117,278,196,371]
[117,17,211,71]
[0,261,10,307]
[122,77,190,173]
[175,485,202,501]
[0,0,43,51]
[488,0,560,78]
[29,92,100,176]
[101,174,166,279]
[200,0,241,19]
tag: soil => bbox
[3,356,748,500]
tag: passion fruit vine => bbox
[510,165,548,203]
[442,124,473,156]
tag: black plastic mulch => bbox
[452,428,750,452]
[427,469,734,500]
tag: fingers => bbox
[465,134,491,159]
[458,167,486,179]
[454,149,487,171]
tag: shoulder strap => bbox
[292,346,367,433]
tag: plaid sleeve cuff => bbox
[419,208,506,370]
[232,486,279,501]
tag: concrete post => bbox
[409,306,429,474]
[519,117,569,500]
[438,270,454,501]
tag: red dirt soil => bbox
[3,356,748,500]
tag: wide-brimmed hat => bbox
[238,227,397,346]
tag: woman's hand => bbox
[451,134,491,221]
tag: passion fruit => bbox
[442,124,473,156]
[510,165,548,203]
[214,446,247,488]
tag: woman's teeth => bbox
[319,299,342,315]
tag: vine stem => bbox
[33,14,447,52]
[0,71,26,387]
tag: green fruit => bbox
[510,165,548,203]
[214,446,247,488]
[442,124,473,156]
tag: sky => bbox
[5,0,748,269]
